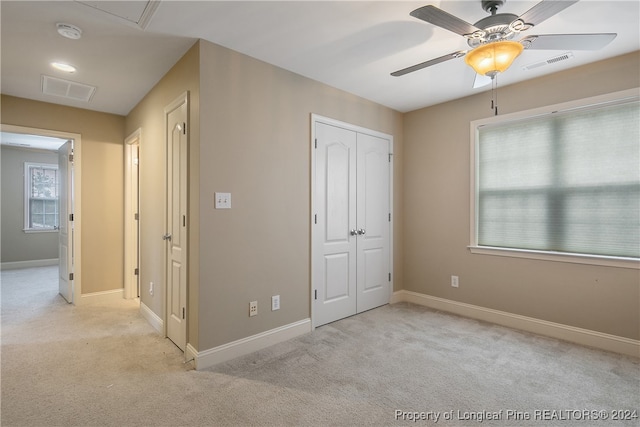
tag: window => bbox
[470,90,639,268]
[24,162,59,231]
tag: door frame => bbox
[310,114,393,328]
[124,129,141,299]
[2,124,82,304]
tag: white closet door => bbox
[356,132,390,313]
[313,122,357,327]
[313,119,391,327]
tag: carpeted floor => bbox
[1,266,639,426]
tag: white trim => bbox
[1,258,59,270]
[468,246,639,270]
[391,290,639,358]
[1,124,82,305]
[140,301,164,333]
[189,318,312,370]
[469,88,640,268]
[78,288,124,305]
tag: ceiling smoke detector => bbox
[56,23,82,40]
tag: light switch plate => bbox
[215,192,231,209]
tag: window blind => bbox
[477,99,639,258]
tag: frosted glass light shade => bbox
[465,41,524,76]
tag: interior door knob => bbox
[350,229,357,236]
[162,233,172,241]
[358,229,366,235]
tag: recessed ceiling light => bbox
[51,62,77,73]
[56,23,82,40]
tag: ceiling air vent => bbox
[41,75,96,102]
[522,52,574,71]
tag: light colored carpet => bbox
[1,266,638,426]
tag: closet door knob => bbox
[357,229,366,235]
[350,229,357,236]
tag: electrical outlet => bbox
[149,282,154,295]
[271,295,280,311]
[451,276,459,288]
[249,300,258,317]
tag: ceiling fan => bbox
[391,0,617,78]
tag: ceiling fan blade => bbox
[473,73,492,88]
[391,51,466,77]
[518,0,580,27]
[410,5,479,36]
[521,33,617,50]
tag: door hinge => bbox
[134,268,139,276]
[183,215,186,227]
[69,213,74,221]
[314,214,317,224]
[314,138,317,149]
[69,154,74,162]
[182,122,186,135]
[388,153,392,162]
[389,272,391,282]
[314,289,317,300]
[135,213,139,220]
[182,307,186,319]
[69,273,74,281]
[389,213,391,222]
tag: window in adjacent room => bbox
[24,162,59,232]
[470,90,639,267]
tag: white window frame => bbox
[469,88,640,270]
[24,161,59,233]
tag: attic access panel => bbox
[75,1,159,29]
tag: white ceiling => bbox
[1,1,638,116]
[0,132,68,151]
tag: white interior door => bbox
[356,133,390,313]
[313,122,357,327]
[313,118,391,327]
[58,141,73,303]
[165,93,188,351]
[124,132,140,299]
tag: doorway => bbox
[311,115,393,328]
[1,124,82,303]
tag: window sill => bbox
[468,246,639,270]
[23,229,58,234]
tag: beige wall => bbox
[1,95,125,294]
[1,146,59,263]
[403,52,640,340]
[125,41,200,344]
[197,39,404,350]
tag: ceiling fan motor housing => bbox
[482,0,505,14]
[468,13,519,47]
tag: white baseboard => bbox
[140,301,163,334]
[392,290,639,358]
[1,258,59,270]
[78,288,124,305]
[190,318,312,371]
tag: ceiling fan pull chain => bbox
[491,74,499,116]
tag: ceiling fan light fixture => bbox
[464,40,524,77]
